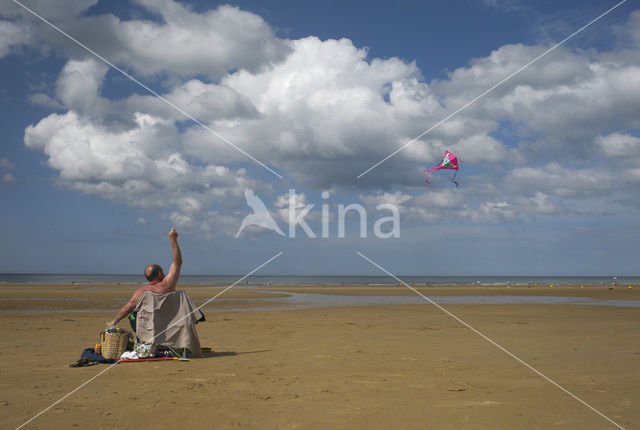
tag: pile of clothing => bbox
[119,343,174,360]
[69,348,116,367]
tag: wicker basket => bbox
[100,330,131,360]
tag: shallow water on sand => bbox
[1,289,638,314]
[202,289,640,312]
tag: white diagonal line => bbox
[12,0,284,180]
[149,251,284,342]
[356,0,628,179]
[14,360,119,430]
[356,251,626,430]
[14,251,284,430]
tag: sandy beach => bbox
[1,283,639,429]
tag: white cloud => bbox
[0,0,98,20]
[14,2,640,233]
[273,190,322,225]
[524,191,564,215]
[164,80,258,123]
[28,93,63,109]
[168,210,238,239]
[0,157,15,169]
[616,10,640,48]
[206,23,640,190]
[360,191,413,208]
[23,107,253,235]
[596,132,640,157]
[122,1,290,78]
[435,42,640,164]
[0,157,18,185]
[55,59,108,111]
[631,10,640,47]
[2,0,290,79]
[2,172,15,183]
[0,19,31,58]
[206,36,442,186]
[465,200,517,223]
[508,162,616,198]
[360,190,464,224]
[412,190,464,209]
[452,134,508,163]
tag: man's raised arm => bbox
[163,227,182,289]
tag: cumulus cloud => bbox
[56,58,109,113]
[0,0,98,20]
[161,80,259,123]
[116,0,291,78]
[1,0,290,79]
[0,157,15,169]
[614,9,640,49]
[359,190,464,224]
[454,191,567,223]
[29,93,63,109]
[273,190,323,226]
[508,162,615,198]
[206,36,444,186]
[432,42,640,164]
[0,157,15,184]
[0,19,32,58]
[596,132,640,157]
[24,105,253,235]
[463,200,517,223]
[12,2,640,234]
[18,52,271,237]
[2,173,15,184]
[207,27,640,190]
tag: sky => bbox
[0,0,639,277]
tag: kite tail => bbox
[424,167,441,184]
[451,170,459,187]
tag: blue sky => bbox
[1,0,639,276]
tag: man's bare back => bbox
[109,228,183,327]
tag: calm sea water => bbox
[1,273,638,286]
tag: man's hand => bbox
[169,227,178,241]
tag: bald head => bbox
[144,264,164,282]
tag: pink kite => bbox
[424,150,459,187]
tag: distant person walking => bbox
[108,228,182,327]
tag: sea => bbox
[1,273,638,286]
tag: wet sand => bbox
[1,284,639,429]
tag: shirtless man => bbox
[108,228,182,327]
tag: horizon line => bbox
[0,272,634,278]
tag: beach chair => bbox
[133,290,205,358]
